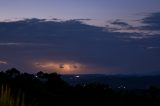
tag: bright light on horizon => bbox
[34,61,84,74]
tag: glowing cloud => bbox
[0,60,7,64]
[34,61,84,74]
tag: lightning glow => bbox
[34,61,85,74]
[0,60,7,64]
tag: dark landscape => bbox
[0,68,160,106]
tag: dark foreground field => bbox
[0,68,160,106]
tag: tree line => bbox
[0,68,160,106]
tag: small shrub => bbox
[0,85,35,106]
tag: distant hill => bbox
[62,74,160,89]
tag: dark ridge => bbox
[0,68,160,106]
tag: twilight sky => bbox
[0,0,160,26]
[0,0,160,74]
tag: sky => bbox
[0,0,160,75]
[0,0,160,26]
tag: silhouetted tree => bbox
[5,68,20,78]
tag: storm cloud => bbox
[0,15,160,74]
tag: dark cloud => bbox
[141,12,160,30]
[110,19,132,28]
[107,13,160,36]
[142,12,160,24]
[51,18,61,21]
[0,18,160,74]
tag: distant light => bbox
[118,85,126,89]
[75,75,80,78]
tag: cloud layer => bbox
[108,13,160,36]
[0,13,160,74]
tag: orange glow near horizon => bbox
[33,60,122,74]
[0,60,7,64]
[34,61,84,74]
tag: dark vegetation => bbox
[0,68,160,106]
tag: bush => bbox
[0,85,35,106]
